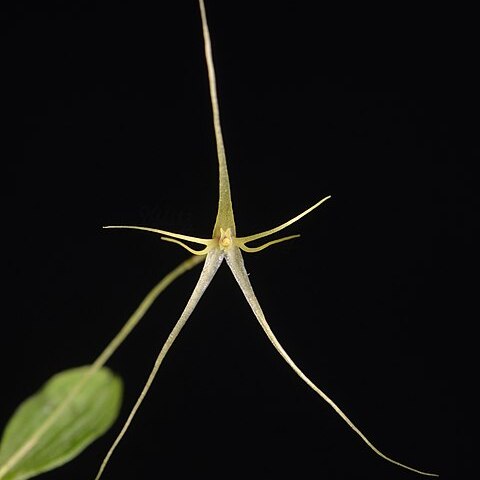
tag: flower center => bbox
[219,228,233,250]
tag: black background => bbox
[3,1,477,479]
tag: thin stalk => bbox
[0,255,204,480]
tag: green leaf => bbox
[0,366,123,480]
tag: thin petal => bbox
[237,196,331,245]
[237,235,300,253]
[103,225,212,246]
[198,0,236,236]
[94,248,225,480]
[225,246,437,477]
[160,237,213,255]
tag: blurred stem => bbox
[0,254,204,480]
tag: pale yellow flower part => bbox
[96,1,438,479]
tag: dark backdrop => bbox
[3,1,476,479]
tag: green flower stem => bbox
[0,254,204,480]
